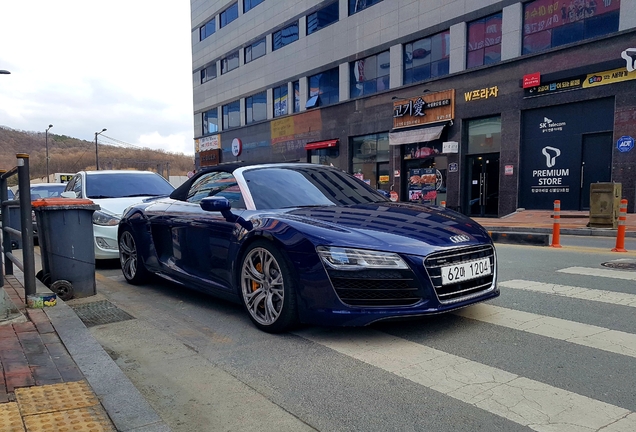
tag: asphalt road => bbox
[90,238,636,432]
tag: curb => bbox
[482,226,636,238]
[488,231,550,246]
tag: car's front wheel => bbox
[119,226,149,285]
[239,240,298,333]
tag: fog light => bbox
[95,237,117,250]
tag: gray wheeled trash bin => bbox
[33,198,101,300]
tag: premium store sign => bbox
[393,89,455,130]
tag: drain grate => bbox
[601,261,636,270]
[69,300,135,328]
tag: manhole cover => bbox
[601,262,636,270]
[69,300,135,328]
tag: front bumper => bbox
[93,224,120,260]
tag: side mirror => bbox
[61,191,76,199]
[200,196,231,212]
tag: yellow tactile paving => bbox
[0,402,26,432]
[23,405,116,432]
[15,381,99,416]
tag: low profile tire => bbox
[239,240,298,333]
[119,226,150,285]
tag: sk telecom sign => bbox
[523,72,540,88]
[393,89,455,130]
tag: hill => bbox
[0,126,194,185]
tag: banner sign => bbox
[195,134,220,152]
[524,66,636,98]
[393,89,455,130]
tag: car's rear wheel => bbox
[119,226,149,285]
[239,240,298,333]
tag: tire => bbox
[239,240,298,333]
[119,226,150,285]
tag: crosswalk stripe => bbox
[558,266,636,281]
[499,280,636,308]
[455,303,636,359]
[296,327,634,432]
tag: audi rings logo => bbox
[449,235,470,243]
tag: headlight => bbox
[316,246,408,270]
[92,210,120,226]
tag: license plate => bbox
[441,258,491,285]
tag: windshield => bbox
[16,184,66,200]
[242,166,389,210]
[85,172,174,199]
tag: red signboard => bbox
[523,72,541,88]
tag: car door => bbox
[165,171,246,292]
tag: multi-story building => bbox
[190,0,636,217]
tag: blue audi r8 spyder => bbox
[118,163,498,333]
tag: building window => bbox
[221,51,239,74]
[245,38,266,63]
[308,67,339,108]
[220,3,239,28]
[202,108,218,135]
[293,81,300,112]
[467,116,501,154]
[200,63,217,84]
[222,100,240,129]
[307,2,339,35]
[273,84,288,117]
[351,51,390,98]
[199,19,215,41]
[349,0,383,15]
[351,133,389,190]
[272,22,299,51]
[404,30,450,85]
[243,0,264,13]
[522,0,620,55]
[467,13,502,69]
[246,91,267,124]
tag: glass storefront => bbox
[465,116,501,217]
[351,133,389,192]
[402,141,447,206]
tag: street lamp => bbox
[45,124,53,181]
[95,128,107,170]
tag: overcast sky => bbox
[0,1,195,156]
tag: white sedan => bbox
[63,170,175,259]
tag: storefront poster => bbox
[408,168,437,204]
[404,142,442,160]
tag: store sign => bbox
[200,149,221,167]
[523,73,540,88]
[621,48,636,72]
[617,136,635,153]
[442,141,458,153]
[464,86,498,101]
[392,89,455,129]
[195,135,220,152]
[525,67,636,98]
[539,117,566,133]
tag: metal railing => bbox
[0,154,36,299]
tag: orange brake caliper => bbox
[251,262,262,292]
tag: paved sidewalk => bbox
[0,274,170,432]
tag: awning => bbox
[389,125,446,145]
[305,139,339,150]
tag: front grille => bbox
[327,269,421,307]
[424,244,496,304]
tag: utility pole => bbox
[95,128,107,170]
[45,124,53,181]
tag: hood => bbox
[91,197,159,217]
[278,202,491,252]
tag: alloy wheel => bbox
[241,247,285,326]
[119,231,138,281]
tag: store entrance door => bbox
[579,132,612,210]
[467,153,499,217]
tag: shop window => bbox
[246,91,267,124]
[221,51,239,75]
[202,108,218,135]
[467,116,501,154]
[351,51,390,98]
[273,84,288,117]
[522,0,620,55]
[307,2,339,35]
[309,147,339,166]
[467,13,502,69]
[404,30,450,85]
[293,81,300,113]
[243,0,264,14]
[351,133,389,190]
[200,63,216,84]
[199,18,215,41]
[245,38,266,63]
[220,3,239,28]
[222,100,240,129]
[308,67,339,108]
[349,0,383,15]
[273,22,299,51]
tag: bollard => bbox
[551,200,562,248]
[612,199,628,252]
[440,201,446,207]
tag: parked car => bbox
[15,183,67,240]
[63,171,175,259]
[118,163,499,333]
[0,189,15,221]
